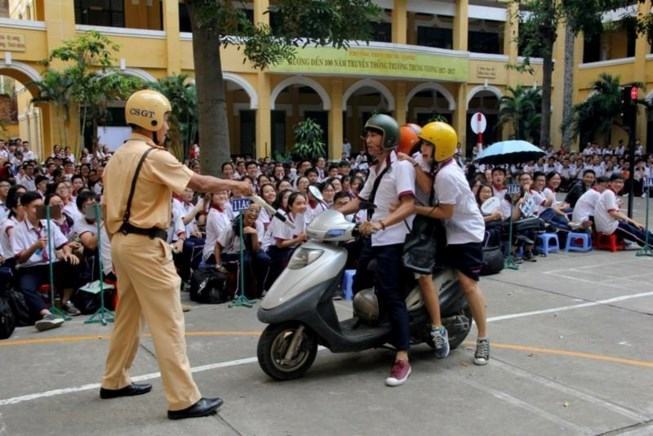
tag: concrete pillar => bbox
[453,0,468,51]
[329,79,344,159]
[163,0,181,75]
[254,0,270,25]
[550,19,566,149]
[255,73,271,158]
[395,82,406,125]
[453,83,467,156]
[391,0,407,44]
[635,1,651,146]
[505,2,519,87]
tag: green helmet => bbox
[364,113,399,150]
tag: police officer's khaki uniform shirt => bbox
[104,133,193,235]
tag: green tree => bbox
[498,85,541,143]
[149,74,198,160]
[567,73,627,143]
[291,118,325,161]
[512,0,649,147]
[185,0,381,176]
[45,31,142,152]
[30,70,74,147]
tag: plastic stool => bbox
[593,232,625,252]
[341,269,356,301]
[565,232,592,253]
[536,233,559,256]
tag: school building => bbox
[1,0,652,160]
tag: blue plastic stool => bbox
[565,231,592,253]
[536,233,559,256]
[341,269,356,301]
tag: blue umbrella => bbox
[475,140,546,165]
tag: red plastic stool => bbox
[593,232,625,252]
[37,284,51,303]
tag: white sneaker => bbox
[35,314,64,332]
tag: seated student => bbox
[305,183,329,224]
[214,203,270,298]
[72,191,99,252]
[476,183,502,247]
[565,169,596,209]
[539,171,573,232]
[265,191,307,289]
[571,176,609,230]
[175,188,206,282]
[0,186,26,293]
[595,174,653,246]
[12,192,82,331]
[256,183,277,231]
[202,191,231,266]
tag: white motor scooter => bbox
[256,207,472,381]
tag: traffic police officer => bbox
[99,89,252,420]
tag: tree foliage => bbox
[566,73,646,144]
[186,0,382,175]
[35,31,143,152]
[499,85,542,143]
[149,74,198,160]
[512,0,651,147]
[291,118,325,161]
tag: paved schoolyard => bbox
[1,198,653,435]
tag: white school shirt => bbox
[434,161,484,244]
[270,212,306,248]
[358,150,415,247]
[71,217,98,241]
[99,225,113,274]
[12,219,68,268]
[594,189,620,235]
[492,186,512,220]
[218,219,265,255]
[0,216,16,259]
[572,188,601,223]
[203,208,231,260]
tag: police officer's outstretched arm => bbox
[187,173,252,197]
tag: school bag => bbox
[0,295,15,339]
[189,267,230,304]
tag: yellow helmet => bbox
[125,89,171,132]
[419,121,458,162]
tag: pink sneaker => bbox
[385,359,411,387]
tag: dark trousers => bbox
[223,250,271,298]
[353,239,410,351]
[16,262,78,318]
[615,221,653,247]
[179,236,205,281]
[266,245,293,290]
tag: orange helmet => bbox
[398,124,422,154]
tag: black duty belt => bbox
[120,222,167,241]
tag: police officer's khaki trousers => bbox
[101,233,201,411]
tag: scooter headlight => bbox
[287,247,324,269]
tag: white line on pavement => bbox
[486,291,653,322]
[1,290,652,408]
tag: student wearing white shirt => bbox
[337,114,416,387]
[572,176,608,229]
[413,122,489,368]
[266,191,307,289]
[214,204,270,298]
[12,192,82,331]
[595,174,653,246]
[490,167,512,220]
[202,191,232,264]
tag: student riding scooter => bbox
[256,208,472,381]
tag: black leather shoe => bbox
[100,383,152,399]
[167,397,224,420]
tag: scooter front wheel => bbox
[257,322,318,381]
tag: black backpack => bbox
[0,295,15,339]
[6,288,32,327]
[189,268,230,304]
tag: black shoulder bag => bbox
[402,172,443,274]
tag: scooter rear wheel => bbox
[257,322,318,381]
